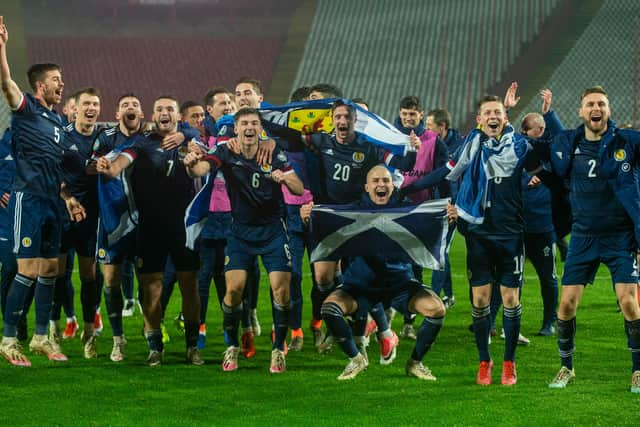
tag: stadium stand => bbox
[292,0,560,125]
[516,0,640,128]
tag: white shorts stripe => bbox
[13,192,22,253]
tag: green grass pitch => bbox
[1,234,637,426]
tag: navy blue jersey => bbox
[521,170,554,234]
[307,133,416,204]
[0,128,14,194]
[569,138,633,236]
[205,142,292,225]
[126,132,195,224]
[10,93,65,199]
[61,123,101,205]
[92,126,136,157]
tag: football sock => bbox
[184,320,199,349]
[103,286,124,337]
[557,317,576,370]
[34,276,56,335]
[503,304,522,361]
[3,274,34,337]
[80,279,98,324]
[145,329,163,352]
[624,318,640,371]
[272,300,290,351]
[411,316,444,361]
[222,302,242,347]
[321,301,358,358]
[472,304,492,362]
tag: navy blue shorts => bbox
[61,209,99,258]
[465,233,524,288]
[9,192,63,259]
[96,218,136,265]
[225,221,291,273]
[562,233,638,286]
[136,222,199,274]
[340,280,429,320]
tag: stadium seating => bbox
[293,0,560,125]
[516,0,640,129]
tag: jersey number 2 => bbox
[587,159,597,178]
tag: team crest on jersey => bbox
[21,237,32,248]
[352,152,365,163]
[614,149,627,161]
[92,140,100,151]
[259,130,269,141]
[218,125,228,136]
[261,164,272,173]
[98,248,106,259]
[622,162,631,172]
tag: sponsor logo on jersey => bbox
[218,125,228,136]
[69,144,78,151]
[324,149,334,155]
[277,152,287,162]
[261,164,272,173]
[614,149,627,161]
[4,154,13,160]
[352,152,365,163]
[22,237,32,248]
[224,255,230,266]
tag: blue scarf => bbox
[447,124,527,224]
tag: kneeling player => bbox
[306,165,453,380]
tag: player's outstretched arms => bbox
[96,155,132,178]
[0,17,22,108]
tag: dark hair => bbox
[426,108,452,129]
[351,97,369,109]
[27,63,61,91]
[154,94,179,106]
[331,100,356,117]
[311,83,343,99]
[235,77,263,95]
[476,95,503,113]
[290,86,312,102]
[581,85,607,101]
[203,87,232,106]
[180,100,204,116]
[234,107,262,123]
[399,95,422,111]
[73,87,101,103]
[116,93,140,107]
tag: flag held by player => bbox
[309,199,451,269]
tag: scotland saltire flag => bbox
[259,98,410,156]
[309,199,451,269]
[184,174,213,250]
[97,140,139,249]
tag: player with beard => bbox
[0,16,80,365]
[547,87,640,393]
[97,96,202,366]
[184,107,303,373]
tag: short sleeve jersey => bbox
[205,143,292,225]
[10,93,64,199]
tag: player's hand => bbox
[187,139,206,155]
[446,201,458,224]
[300,202,314,226]
[409,130,421,151]
[527,175,542,187]
[66,197,86,222]
[503,82,520,109]
[0,16,8,46]
[161,131,185,150]
[540,89,553,114]
[270,169,285,184]
[257,139,276,166]
[226,137,241,154]
[85,160,98,175]
[96,157,111,173]
[183,151,203,168]
[0,192,9,208]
